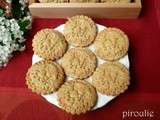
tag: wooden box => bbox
[29,0,142,19]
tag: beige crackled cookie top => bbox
[70,0,98,3]
[32,29,67,60]
[92,62,130,96]
[61,47,97,79]
[26,60,65,94]
[64,15,97,47]
[58,80,97,115]
[101,0,130,3]
[94,27,129,61]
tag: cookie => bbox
[39,0,68,3]
[94,28,129,61]
[61,48,97,79]
[101,0,130,3]
[57,80,97,115]
[70,0,98,3]
[64,15,97,47]
[26,60,65,94]
[92,62,130,96]
[32,29,67,60]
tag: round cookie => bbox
[39,0,68,3]
[64,15,97,47]
[101,0,130,3]
[57,80,97,115]
[32,29,67,60]
[70,0,98,3]
[61,48,97,79]
[94,27,129,61]
[26,60,65,94]
[92,62,130,96]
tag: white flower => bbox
[19,0,27,7]
[0,0,32,68]
[0,17,25,68]
[6,0,12,3]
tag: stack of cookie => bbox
[39,0,131,3]
[26,15,130,115]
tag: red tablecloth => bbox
[0,0,160,120]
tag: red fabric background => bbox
[0,0,160,119]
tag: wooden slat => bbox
[29,0,142,19]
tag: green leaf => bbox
[11,0,22,19]
[0,9,4,17]
[18,19,31,33]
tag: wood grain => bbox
[29,0,141,19]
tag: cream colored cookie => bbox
[26,60,65,94]
[61,48,97,79]
[92,62,130,96]
[39,0,68,3]
[32,29,67,60]
[94,27,129,61]
[70,0,98,3]
[101,0,130,3]
[58,80,97,115]
[64,15,97,47]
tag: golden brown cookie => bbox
[101,0,130,3]
[61,48,97,79]
[64,15,97,47]
[26,60,65,94]
[94,27,129,61]
[39,0,68,3]
[92,62,130,96]
[57,80,97,115]
[70,0,98,3]
[32,29,67,60]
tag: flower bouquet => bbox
[0,0,32,68]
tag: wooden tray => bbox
[29,0,142,19]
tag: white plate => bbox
[32,24,130,110]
